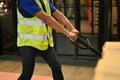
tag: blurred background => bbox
[0,0,119,56]
[0,0,120,80]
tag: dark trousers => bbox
[18,46,64,80]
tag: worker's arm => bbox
[35,10,77,40]
[52,9,79,35]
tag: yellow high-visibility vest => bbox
[17,0,54,50]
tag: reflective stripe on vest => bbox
[17,11,46,26]
[18,32,52,40]
[17,0,54,50]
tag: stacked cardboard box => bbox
[93,42,120,80]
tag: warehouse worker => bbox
[17,0,79,80]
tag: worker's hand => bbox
[70,29,80,40]
[66,31,79,41]
[71,29,80,36]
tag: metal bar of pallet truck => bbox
[77,37,101,56]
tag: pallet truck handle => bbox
[69,35,91,49]
[69,35,101,58]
